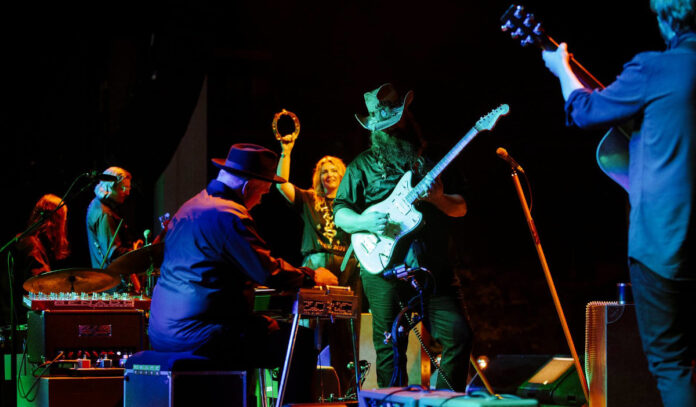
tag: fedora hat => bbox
[211,143,287,184]
[355,83,414,131]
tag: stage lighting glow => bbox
[527,356,573,385]
[476,355,490,370]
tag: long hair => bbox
[651,0,696,32]
[311,156,346,211]
[28,194,70,261]
[94,166,131,201]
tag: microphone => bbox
[347,360,369,370]
[496,147,525,173]
[86,170,118,182]
[143,229,152,246]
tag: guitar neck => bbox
[405,126,479,203]
[538,35,606,90]
[501,4,605,90]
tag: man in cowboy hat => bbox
[148,143,338,403]
[334,84,473,391]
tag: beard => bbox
[370,128,425,176]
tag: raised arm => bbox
[275,136,297,203]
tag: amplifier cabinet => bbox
[585,302,662,407]
[124,368,246,407]
[27,309,146,364]
[17,359,123,407]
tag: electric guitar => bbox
[500,4,630,191]
[352,104,510,275]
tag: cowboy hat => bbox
[211,143,287,183]
[355,83,414,131]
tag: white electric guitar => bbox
[352,104,510,275]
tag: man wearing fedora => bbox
[148,143,338,403]
[334,84,473,391]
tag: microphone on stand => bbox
[85,170,118,182]
[143,229,152,246]
[496,147,525,173]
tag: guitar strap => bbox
[340,243,354,272]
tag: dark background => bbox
[1,1,662,358]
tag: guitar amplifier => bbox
[27,309,146,364]
[584,302,661,407]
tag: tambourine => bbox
[272,109,300,142]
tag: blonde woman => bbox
[276,136,361,396]
[276,138,352,277]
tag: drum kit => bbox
[22,243,164,295]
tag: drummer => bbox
[86,167,142,291]
[1,194,70,324]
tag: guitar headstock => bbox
[475,104,510,132]
[500,4,554,50]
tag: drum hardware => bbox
[23,268,121,294]
[105,243,164,296]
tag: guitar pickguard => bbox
[352,172,423,274]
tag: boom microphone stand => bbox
[497,148,589,401]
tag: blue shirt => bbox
[148,180,315,352]
[565,32,696,279]
[86,198,132,269]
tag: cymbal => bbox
[106,243,164,276]
[23,268,120,293]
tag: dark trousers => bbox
[192,316,318,404]
[303,252,362,396]
[361,270,473,391]
[630,259,696,407]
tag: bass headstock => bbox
[500,4,555,50]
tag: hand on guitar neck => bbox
[542,43,585,101]
[500,4,630,191]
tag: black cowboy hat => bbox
[355,83,414,131]
[211,143,287,184]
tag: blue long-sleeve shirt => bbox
[565,32,696,280]
[148,180,315,352]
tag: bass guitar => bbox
[500,4,630,191]
[352,104,510,275]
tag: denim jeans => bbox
[361,269,473,391]
[629,259,696,407]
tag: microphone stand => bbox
[0,172,96,405]
[505,166,589,401]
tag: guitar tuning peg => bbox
[523,13,536,27]
[521,35,535,47]
[513,5,525,19]
[501,20,514,32]
[510,28,524,39]
[533,22,544,36]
